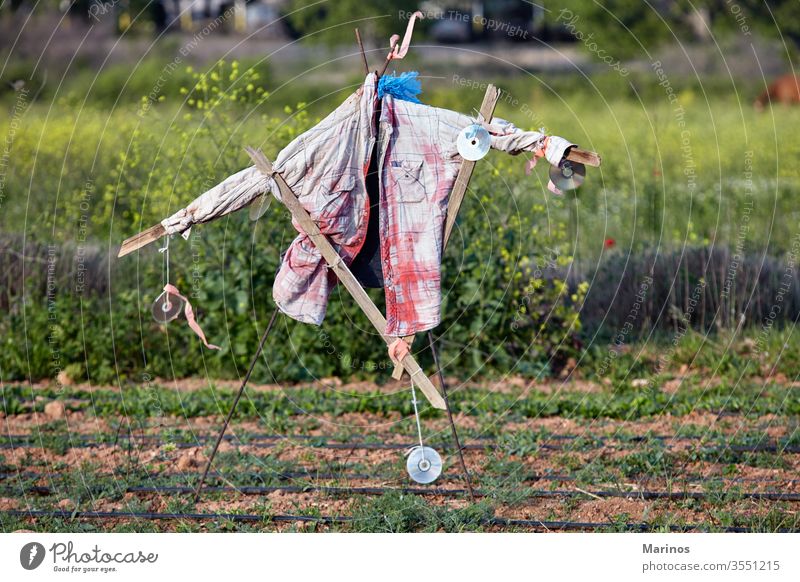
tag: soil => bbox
[3,378,798,532]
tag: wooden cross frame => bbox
[117,84,601,406]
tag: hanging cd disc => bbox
[406,445,443,484]
[249,194,272,221]
[152,290,183,324]
[456,123,491,161]
[549,159,586,191]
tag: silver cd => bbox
[406,446,443,484]
[248,194,272,221]
[456,123,491,161]
[152,290,184,324]
[549,159,586,191]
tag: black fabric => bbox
[349,101,385,288]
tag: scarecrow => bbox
[119,13,601,500]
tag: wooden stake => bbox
[244,146,446,410]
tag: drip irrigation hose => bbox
[2,510,783,533]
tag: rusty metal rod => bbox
[355,28,369,74]
[193,307,280,502]
[378,39,399,77]
[428,331,475,501]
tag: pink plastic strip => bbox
[547,180,564,196]
[525,136,549,176]
[163,284,221,350]
[387,11,424,61]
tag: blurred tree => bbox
[551,0,800,59]
[284,0,409,46]
[549,0,682,58]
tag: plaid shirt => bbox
[161,74,573,336]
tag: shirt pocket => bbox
[391,159,427,203]
[314,172,357,236]
[303,171,356,210]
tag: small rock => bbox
[57,498,74,510]
[631,378,649,388]
[0,497,20,510]
[57,369,74,387]
[44,401,65,421]
[176,454,196,471]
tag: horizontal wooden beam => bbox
[565,147,601,167]
[118,223,166,257]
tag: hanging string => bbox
[158,237,170,293]
[409,381,427,463]
[155,235,220,350]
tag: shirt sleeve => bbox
[487,117,575,166]
[435,107,575,167]
[160,166,275,237]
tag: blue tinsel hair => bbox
[377,71,422,104]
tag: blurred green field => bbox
[1,59,800,385]
[3,61,799,256]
